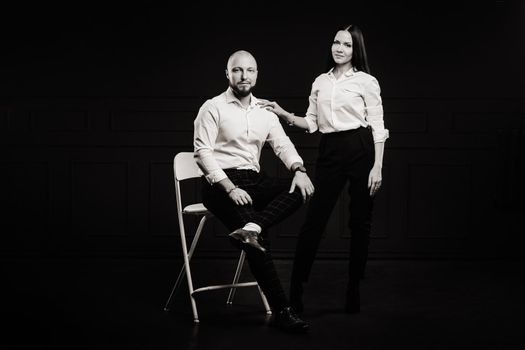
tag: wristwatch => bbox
[293,165,307,173]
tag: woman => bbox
[259,24,388,313]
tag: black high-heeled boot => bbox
[345,283,360,313]
[289,278,304,313]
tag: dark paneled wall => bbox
[1,2,524,259]
[2,96,523,258]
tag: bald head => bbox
[227,50,257,71]
[225,50,258,98]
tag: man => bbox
[193,50,314,333]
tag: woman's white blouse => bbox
[304,68,389,143]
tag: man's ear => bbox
[225,69,229,79]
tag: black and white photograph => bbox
[1,1,524,349]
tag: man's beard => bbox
[230,82,253,97]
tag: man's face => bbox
[226,54,258,97]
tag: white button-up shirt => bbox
[304,68,389,143]
[194,88,303,184]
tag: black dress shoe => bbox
[270,307,310,333]
[289,280,304,313]
[345,285,360,313]
[228,229,266,254]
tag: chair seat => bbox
[183,203,209,215]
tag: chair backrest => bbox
[174,152,201,182]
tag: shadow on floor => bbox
[2,258,525,350]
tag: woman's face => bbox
[331,30,353,66]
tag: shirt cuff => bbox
[304,116,318,133]
[286,156,304,171]
[366,105,383,117]
[371,128,389,143]
[366,109,388,143]
[205,169,228,185]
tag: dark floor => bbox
[2,257,525,350]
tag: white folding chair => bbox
[163,152,271,323]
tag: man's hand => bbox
[289,172,315,203]
[229,187,253,206]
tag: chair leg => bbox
[181,235,199,323]
[165,214,211,323]
[226,250,272,315]
[258,286,272,315]
[164,215,209,312]
[227,251,246,305]
[185,265,199,323]
[163,267,185,311]
[163,256,200,321]
[187,214,210,258]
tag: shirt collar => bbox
[327,67,357,78]
[225,87,258,108]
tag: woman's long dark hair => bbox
[326,24,370,74]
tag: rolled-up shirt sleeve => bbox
[364,77,389,143]
[304,81,320,134]
[266,114,303,170]
[193,101,227,184]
